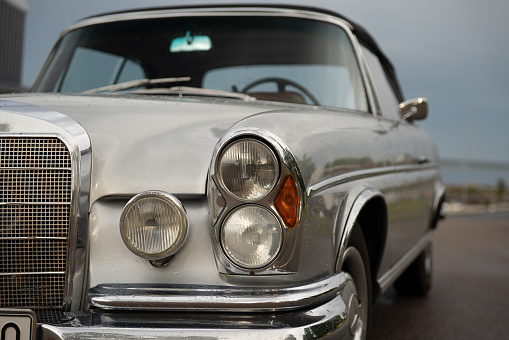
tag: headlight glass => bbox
[217,139,279,201]
[221,205,282,269]
[120,191,188,260]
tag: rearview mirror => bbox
[399,97,428,121]
[170,31,212,52]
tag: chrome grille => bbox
[1,137,72,311]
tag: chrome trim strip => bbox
[431,181,446,226]
[0,271,65,276]
[0,202,71,206]
[88,272,345,312]
[308,163,440,196]
[0,100,92,311]
[377,231,432,293]
[0,237,68,240]
[60,7,354,38]
[0,167,72,170]
[309,167,393,197]
[349,32,378,115]
[100,193,206,201]
[433,182,446,213]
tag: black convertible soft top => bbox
[85,3,404,101]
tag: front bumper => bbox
[40,297,348,340]
[38,273,349,339]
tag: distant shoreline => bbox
[442,158,509,169]
[441,159,509,187]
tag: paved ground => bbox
[369,212,509,339]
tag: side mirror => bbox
[399,97,428,121]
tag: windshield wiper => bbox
[82,77,191,94]
[129,86,257,102]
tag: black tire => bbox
[341,224,372,339]
[394,241,432,296]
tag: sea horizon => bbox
[441,158,509,187]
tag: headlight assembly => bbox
[221,205,283,269]
[210,134,302,274]
[217,139,279,201]
[120,191,188,260]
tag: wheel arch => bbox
[335,188,388,301]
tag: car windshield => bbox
[33,15,368,111]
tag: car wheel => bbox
[341,224,372,340]
[394,241,432,296]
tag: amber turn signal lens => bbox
[274,174,299,228]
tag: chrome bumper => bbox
[87,272,345,312]
[38,273,349,339]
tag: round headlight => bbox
[217,139,279,201]
[221,205,282,269]
[120,191,188,260]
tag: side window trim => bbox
[358,46,382,116]
[347,34,376,115]
[360,45,401,121]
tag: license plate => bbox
[0,309,36,340]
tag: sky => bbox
[21,0,509,164]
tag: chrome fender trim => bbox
[335,188,384,272]
[432,181,446,223]
[88,272,345,312]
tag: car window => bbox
[34,16,368,111]
[204,65,358,109]
[361,46,400,120]
[58,47,145,93]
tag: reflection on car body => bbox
[0,4,444,339]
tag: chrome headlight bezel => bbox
[208,129,305,275]
[119,191,188,260]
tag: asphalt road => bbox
[369,212,509,340]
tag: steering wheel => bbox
[241,77,320,105]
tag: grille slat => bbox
[0,137,72,313]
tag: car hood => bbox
[2,93,277,201]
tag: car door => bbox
[360,45,436,275]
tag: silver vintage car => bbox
[0,4,444,340]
